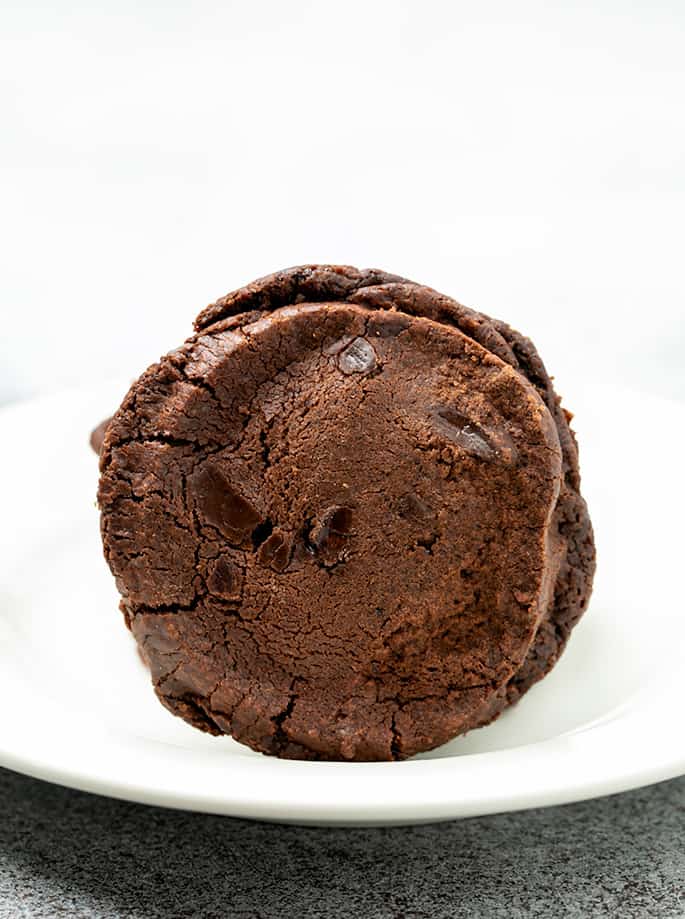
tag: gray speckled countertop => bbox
[1,769,683,918]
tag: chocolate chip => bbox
[306,505,354,565]
[337,337,377,375]
[90,416,112,455]
[432,407,519,465]
[257,529,294,572]
[192,463,261,543]
[207,555,243,601]
[433,407,495,460]
[327,505,353,534]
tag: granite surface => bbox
[1,767,683,918]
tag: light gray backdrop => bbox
[1,1,683,407]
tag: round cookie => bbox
[97,266,595,760]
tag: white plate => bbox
[1,381,683,826]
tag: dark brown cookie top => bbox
[98,266,594,760]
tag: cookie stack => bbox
[97,266,595,760]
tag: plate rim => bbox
[1,691,683,825]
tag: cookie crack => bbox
[271,686,299,752]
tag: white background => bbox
[1,1,683,407]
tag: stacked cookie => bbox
[97,266,595,760]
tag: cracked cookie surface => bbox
[97,265,595,761]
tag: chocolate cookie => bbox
[97,266,595,760]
